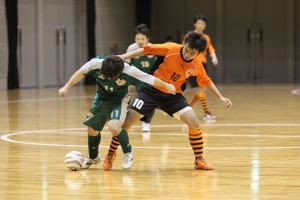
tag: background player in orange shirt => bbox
[183,14,219,120]
[102,32,232,171]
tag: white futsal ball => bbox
[64,151,84,171]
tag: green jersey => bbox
[130,55,156,74]
[79,56,155,101]
[126,43,156,74]
[126,43,157,90]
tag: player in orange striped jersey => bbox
[103,32,232,170]
[183,14,219,120]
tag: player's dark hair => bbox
[184,31,207,53]
[134,24,150,38]
[100,55,124,80]
[194,14,207,24]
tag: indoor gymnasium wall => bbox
[94,0,135,55]
[150,0,215,44]
[0,0,8,89]
[296,0,300,82]
[151,0,297,84]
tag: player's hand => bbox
[167,84,176,95]
[220,97,232,108]
[212,57,218,66]
[58,86,69,97]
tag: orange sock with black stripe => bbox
[189,92,200,106]
[107,127,129,154]
[189,128,204,159]
[108,136,120,154]
[197,92,209,113]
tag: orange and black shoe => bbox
[103,153,116,171]
[194,157,214,170]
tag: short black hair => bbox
[194,14,207,24]
[184,31,207,53]
[100,55,124,80]
[134,24,150,38]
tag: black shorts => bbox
[129,87,190,117]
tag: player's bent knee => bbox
[187,123,201,130]
[107,120,122,135]
[108,126,122,136]
[87,127,100,136]
[183,116,200,129]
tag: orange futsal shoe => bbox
[103,153,116,171]
[194,157,214,170]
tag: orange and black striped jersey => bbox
[182,33,215,63]
[144,42,212,94]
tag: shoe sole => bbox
[103,163,114,171]
[194,165,214,170]
[123,160,133,170]
[123,166,133,170]
[82,158,101,169]
[103,155,116,171]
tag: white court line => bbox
[1,127,299,150]
[1,135,299,150]
[0,95,94,104]
[6,130,299,138]
[1,123,300,136]
[1,122,300,135]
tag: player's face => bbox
[182,44,199,61]
[103,73,120,81]
[135,33,149,48]
[194,19,206,34]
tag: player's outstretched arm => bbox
[58,70,85,97]
[119,48,145,60]
[210,52,218,66]
[205,82,232,108]
[154,78,176,95]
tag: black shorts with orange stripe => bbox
[129,86,190,116]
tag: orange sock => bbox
[188,128,204,159]
[189,92,201,106]
[108,136,120,154]
[197,92,209,113]
[107,126,130,154]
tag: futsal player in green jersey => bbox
[58,55,175,170]
[126,24,157,132]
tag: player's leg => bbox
[188,63,215,120]
[197,88,216,120]
[163,94,213,170]
[104,108,142,170]
[103,94,137,170]
[82,95,114,169]
[104,95,130,165]
[179,108,214,170]
[119,109,142,170]
[135,84,154,132]
[103,136,118,171]
[82,126,102,169]
[104,88,158,170]
[141,110,155,132]
[189,89,216,120]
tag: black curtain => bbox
[5,0,19,89]
[135,0,152,27]
[84,0,96,85]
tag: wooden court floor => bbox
[0,84,299,200]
